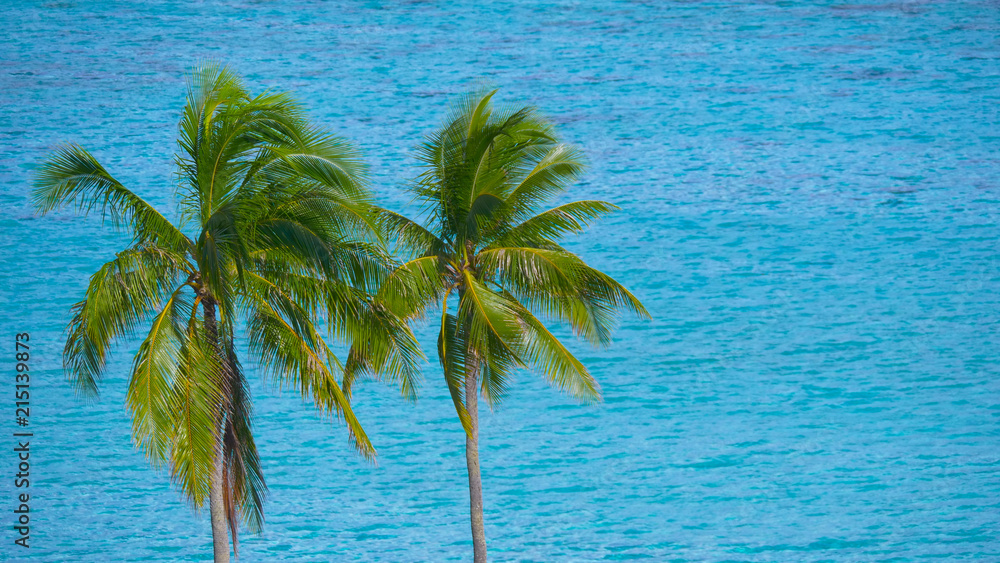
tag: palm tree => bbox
[32,64,420,562]
[377,89,650,562]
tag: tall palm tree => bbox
[377,89,650,562]
[32,64,420,562]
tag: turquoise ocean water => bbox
[2,0,999,560]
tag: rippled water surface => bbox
[2,0,1000,560]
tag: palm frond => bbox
[64,245,190,397]
[32,145,191,251]
[375,208,450,258]
[221,341,266,556]
[250,267,424,403]
[506,293,600,402]
[480,246,649,345]
[486,200,618,249]
[503,144,587,223]
[168,319,225,508]
[127,285,195,466]
[244,272,375,459]
[459,273,525,407]
[438,302,471,435]
[377,255,445,320]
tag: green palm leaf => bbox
[244,271,375,459]
[438,297,470,434]
[168,319,224,508]
[127,285,195,466]
[32,145,191,251]
[63,245,189,397]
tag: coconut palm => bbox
[375,89,650,561]
[32,64,420,562]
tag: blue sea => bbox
[2,0,999,560]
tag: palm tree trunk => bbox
[209,434,230,563]
[203,298,231,563]
[464,360,488,563]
